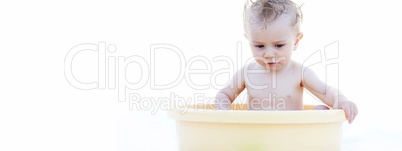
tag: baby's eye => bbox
[255,45,264,48]
[275,44,285,48]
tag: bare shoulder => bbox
[293,61,320,87]
[289,61,304,74]
[240,62,257,78]
[289,61,315,75]
[288,61,304,87]
[233,62,259,81]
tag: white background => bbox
[1,0,402,150]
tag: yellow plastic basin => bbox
[168,104,347,151]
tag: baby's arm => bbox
[301,67,358,123]
[215,67,245,110]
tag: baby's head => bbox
[243,0,303,71]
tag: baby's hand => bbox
[334,100,358,123]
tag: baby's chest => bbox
[245,73,302,99]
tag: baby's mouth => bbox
[264,57,285,67]
[264,60,279,67]
[267,62,278,66]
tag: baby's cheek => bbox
[253,57,265,64]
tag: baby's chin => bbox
[264,65,281,72]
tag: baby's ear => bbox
[293,32,303,51]
[297,32,303,40]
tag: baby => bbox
[215,0,358,123]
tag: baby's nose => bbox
[264,49,275,59]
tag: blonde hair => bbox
[243,0,303,33]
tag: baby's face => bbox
[245,14,301,71]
